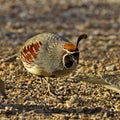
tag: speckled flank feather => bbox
[21,41,42,64]
[101,74,120,93]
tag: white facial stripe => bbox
[63,49,80,54]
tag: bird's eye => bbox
[63,54,74,68]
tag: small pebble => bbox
[105,65,116,71]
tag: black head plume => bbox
[76,33,87,47]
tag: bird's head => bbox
[62,33,87,69]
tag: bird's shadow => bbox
[0,103,103,116]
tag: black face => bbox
[64,51,79,68]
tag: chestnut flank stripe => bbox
[21,41,42,63]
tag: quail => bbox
[75,73,120,94]
[18,33,87,95]
[101,74,120,93]
[0,79,7,98]
[18,33,87,77]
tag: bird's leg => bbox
[44,77,57,96]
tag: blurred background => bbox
[0,0,120,40]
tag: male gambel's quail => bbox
[19,33,87,77]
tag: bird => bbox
[75,73,120,94]
[18,32,88,95]
[18,33,87,77]
[101,74,120,94]
[0,79,7,99]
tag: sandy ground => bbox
[0,0,120,119]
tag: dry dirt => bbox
[0,0,120,119]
